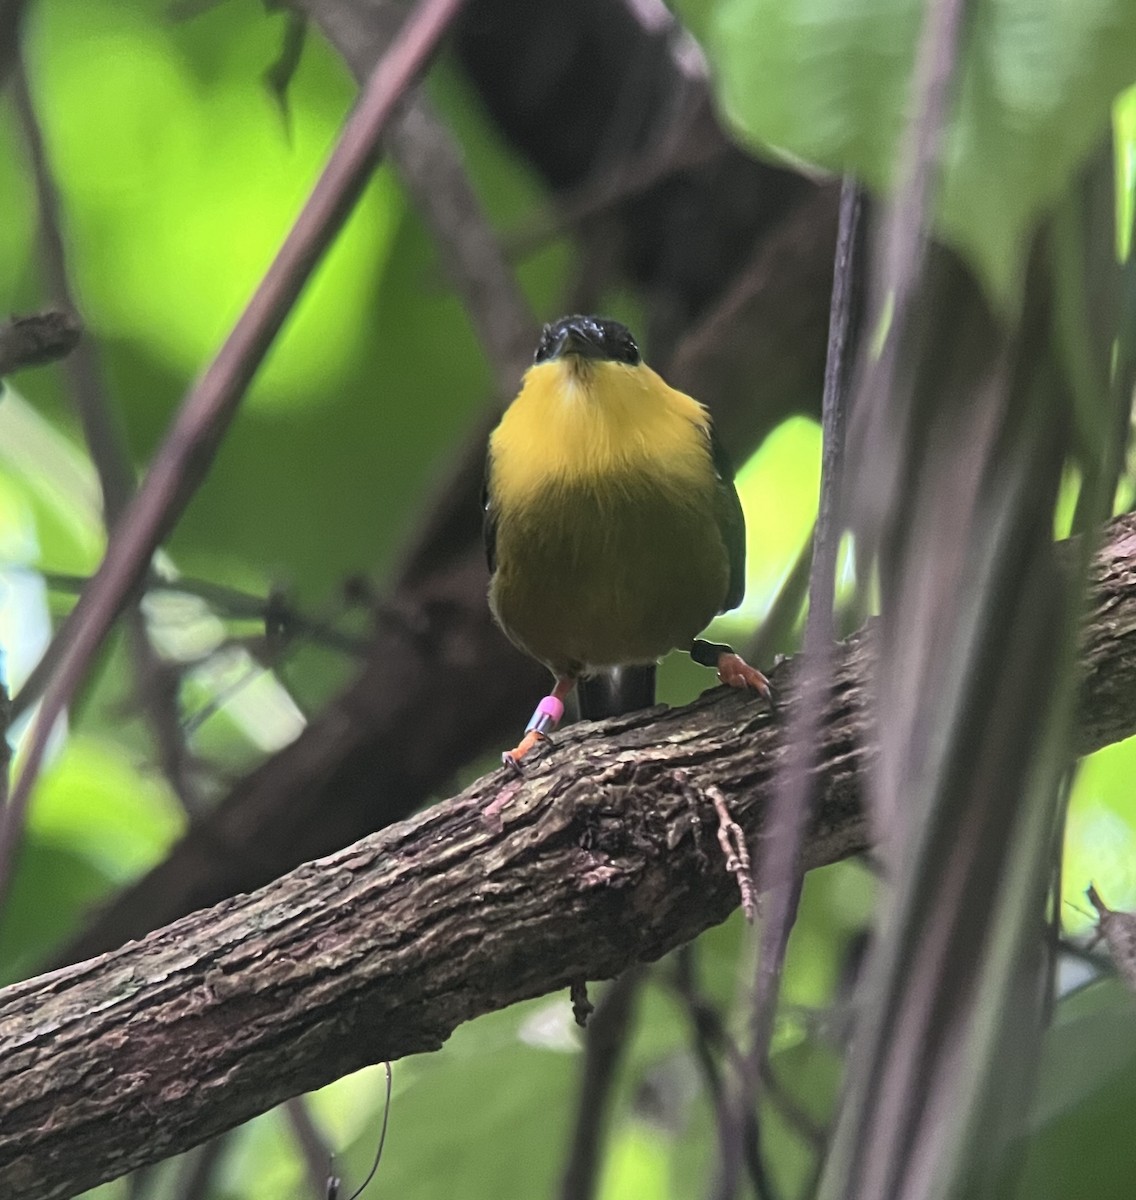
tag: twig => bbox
[334,1062,393,1200]
[846,0,972,538]
[746,528,813,667]
[287,0,539,595]
[0,0,28,92]
[557,970,644,1200]
[288,0,536,395]
[285,1097,334,1199]
[708,785,757,923]
[500,0,716,265]
[0,0,468,915]
[12,67,133,514]
[570,978,594,1028]
[714,177,863,1200]
[172,1134,230,1200]
[671,947,779,1200]
[0,682,8,820]
[10,62,202,816]
[36,571,369,670]
[1086,885,1136,994]
[0,311,81,377]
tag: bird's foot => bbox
[716,651,773,701]
[501,691,568,772]
[501,729,551,773]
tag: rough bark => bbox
[3,511,1136,1200]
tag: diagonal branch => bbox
[3,510,1136,1200]
[0,0,468,908]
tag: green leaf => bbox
[0,841,112,984]
[26,734,184,882]
[1010,982,1136,1200]
[707,0,1136,311]
[338,1002,577,1200]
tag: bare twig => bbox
[557,970,644,1200]
[12,66,133,513]
[285,1097,334,1199]
[846,0,972,542]
[570,978,594,1028]
[11,62,201,816]
[37,572,369,664]
[0,0,468,914]
[714,177,863,1200]
[708,785,757,923]
[0,683,8,819]
[671,948,778,1200]
[0,0,28,92]
[746,527,813,667]
[288,0,536,395]
[172,1134,231,1200]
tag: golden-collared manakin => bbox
[484,314,771,766]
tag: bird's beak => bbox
[558,325,604,360]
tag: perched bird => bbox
[484,314,771,766]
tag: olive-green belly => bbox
[489,484,730,675]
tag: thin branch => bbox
[746,528,812,667]
[0,0,28,93]
[0,683,8,823]
[557,970,645,1200]
[0,0,468,912]
[38,572,370,663]
[4,507,1136,1199]
[672,948,778,1200]
[172,1134,231,1200]
[284,1097,334,1200]
[11,62,202,816]
[715,177,863,1200]
[846,0,972,538]
[12,65,133,514]
[288,0,536,395]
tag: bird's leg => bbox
[502,676,576,769]
[691,638,773,701]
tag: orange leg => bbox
[691,638,773,702]
[502,676,576,770]
[716,651,773,700]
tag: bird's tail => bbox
[576,665,657,721]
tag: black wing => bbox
[482,452,498,574]
[708,420,746,612]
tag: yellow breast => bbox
[488,358,714,502]
[486,357,730,674]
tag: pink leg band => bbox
[524,693,565,735]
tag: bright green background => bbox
[1,0,1135,1196]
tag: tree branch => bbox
[3,510,1136,1200]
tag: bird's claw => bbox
[501,728,552,773]
[716,651,773,703]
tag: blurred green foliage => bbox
[707,0,1136,313]
[0,0,1134,1197]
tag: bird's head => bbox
[533,315,641,372]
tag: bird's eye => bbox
[534,325,555,363]
[615,331,640,365]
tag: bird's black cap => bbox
[534,315,640,366]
